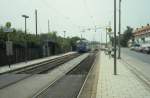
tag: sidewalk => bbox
[96,52,150,98]
[0,52,75,74]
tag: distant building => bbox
[133,24,150,44]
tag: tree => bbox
[70,37,80,46]
[5,22,11,28]
[120,26,133,47]
[0,22,86,53]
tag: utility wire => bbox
[41,0,84,30]
[82,0,96,26]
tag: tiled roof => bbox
[133,24,150,36]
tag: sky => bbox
[0,0,150,42]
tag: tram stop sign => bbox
[6,41,13,56]
[3,27,14,56]
[3,27,13,33]
[108,27,112,32]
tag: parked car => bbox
[130,44,140,51]
[136,45,145,52]
[143,44,150,54]
[130,46,135,50]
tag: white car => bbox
[143,44,150,54]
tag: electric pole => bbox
[106,28,108,48]
[35,9,38,36]
[63,31,66,53]
[81,34,82,39]
[48,20,50,33]
[118,0,122,59]
[64,31,66,38]
[114,0,117,75]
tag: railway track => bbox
[0,53,80,89]
[15,53,80,74]
[1,53,79,74]
[34,52,97,98]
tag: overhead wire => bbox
[40,0,85,31]
[82,0,96,27]
[39,0,97,39]
[37,0,104,41]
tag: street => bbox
[122,48,150,64]
[122,48,150,80]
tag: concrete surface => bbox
[122,48,150,81]
[96,52,150,98]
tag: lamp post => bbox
[118,0,122,59]
[114,0,117,75]
[22,14,29,62]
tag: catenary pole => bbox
[48,20,50,33]
[114,0,117,75]
[118,0,122,59]
[35,10,38,36]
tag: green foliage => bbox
[120,26,133,47]
[0,22,82,53]
[0,28,7,42]
[5,22,11,28]
[39,32,81,52]
[70,37,81,46]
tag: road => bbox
[122,48,150,64]
[121,48,150,80]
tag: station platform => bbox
[78,51,150,98]
[95,52,150,98]
[0,52,76,74]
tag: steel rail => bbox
[0,53,77,75]
[33,52,97,98]
[77,52,99,98]
[0,53,79,89]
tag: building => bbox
[133,24,150,45]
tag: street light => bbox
[118,0,122,59]
[22,14,29,62]
[22,15,29,34]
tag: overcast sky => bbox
[0,0,150,42]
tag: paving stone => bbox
[96,52,150,98]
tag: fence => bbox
[0,41,72,66]
[0,44,43,66]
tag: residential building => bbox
[133,24,150,44]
